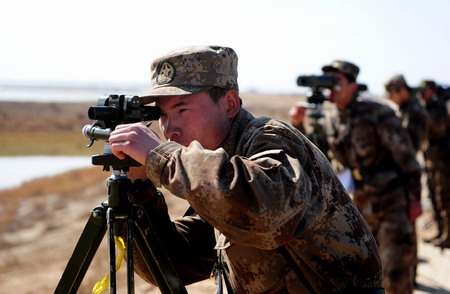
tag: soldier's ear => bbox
[350,82,359,93]
[222,90,240,119]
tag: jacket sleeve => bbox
[406,105,430,152]
[145,122,319,250]
[376,111,422,203]
[130,181,216,285]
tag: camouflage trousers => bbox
[425,146,450,244]
[353,192,415,294]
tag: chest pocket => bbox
[344,120,379,166]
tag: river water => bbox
[0,156,93,190]
[0,84,144,190]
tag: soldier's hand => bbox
[408,200,422,222]
[109,122,162,165]
[288,102,306,127]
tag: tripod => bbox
[302,89,330,160]
[55,153,187,294]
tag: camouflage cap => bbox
[384,74,409,91]
[322,60,360,82]
[141,45,238,102]
[419,80,437,90]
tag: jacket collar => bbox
[219,107,254,156]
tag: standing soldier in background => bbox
[418,80,450,248]
[384,74,430,286]
[384,74,430,152]
[289,60,422,294]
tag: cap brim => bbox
[140,85,213,104]
[322,65,339,73]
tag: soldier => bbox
[289,60,422,294]
[384,74,430,286]
[418,80,450,248]
[384,74,430,152]
[108,46,384,293]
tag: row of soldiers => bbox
[288,60,450,294]
[384,75,450,247]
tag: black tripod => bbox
[302,89,330,160]
[55,153,187,294]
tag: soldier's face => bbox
[156,91,232,150]
[387,87,408,105]
[326,72,357,110]
[421,88,434,101]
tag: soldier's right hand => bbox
[109,122,162,165]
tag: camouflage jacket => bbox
[135,107,383,293]
[398,96,430,152]
[424,97,450,146]
[423,97,450,163]
[330,98,422,212]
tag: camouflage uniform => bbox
[384,74,430,286]
[132,46,384,293]
[421,89,450,247]
[306,64,421,294]
[385,75,430,152]
[329,97,421,294]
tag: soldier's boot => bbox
[434,208,450,249]
[424,221,443,243]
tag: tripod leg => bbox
[107,208,117,294]
[127,214,135,294]
[105,204,138,294]
[55,204,107,294]
[132,206,187,294]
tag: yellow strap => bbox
[92,236,126,294]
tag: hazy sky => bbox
[1,0,449,96]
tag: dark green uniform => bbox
[423,97,450,247]
[395,93,429,286]
[397,95,430,152]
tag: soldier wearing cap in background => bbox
[418,80,450,248]
[384,74,430,287]
[384,74,430,152]
[108,46,384,293]
[289,60,422,294]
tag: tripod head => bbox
[296,75,337,120]
[82,94,161,171]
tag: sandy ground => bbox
[1,94,449,293]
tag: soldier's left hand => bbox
[288,102,306,126]
[408,200,422,221]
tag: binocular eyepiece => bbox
[83,94,161,141]
[297,75,338,89]
[83,94,161,169]
[87,94,160,128]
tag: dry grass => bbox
[0,94,300,156]
[0,132,104,155]
[0,167,106,232]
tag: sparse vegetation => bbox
[0,132,104,155]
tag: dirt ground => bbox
[1,94,449,293]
